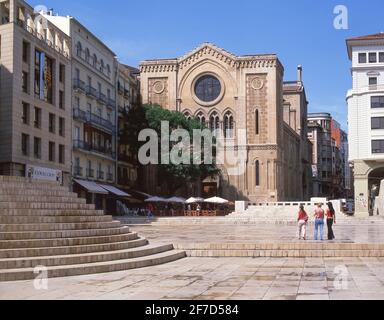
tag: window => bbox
[34,137,41,159]
[85,48,90,63]
[49,141,55,162]
[34,107,41,128]
[255,160,260,186]
[22,102,29,124]
[59,90,64,109]
[100,59,104,72]
[49,113,55,133]
[209,112,220,133]
[93,54,97,68]
[76,42,82,57]
[369,52,377,63]
[369,77,378,85]
[22,41,29,63]
[195,75,221,102]
[372,140,384,154]
[21,133,29,156]
[59,117,65,137]
[372,117,384,130]
[380,52,384,63]
[22,71,28,93]
[59,64,65,83]
[197,112,206,127]
[255,109,260,135]
[224,111,234,138]
[371,96,384,108]
[75,68,80,80]
[58,144,65,164]
[358,53,367,63]
[34,50,53,103]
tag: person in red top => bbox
[326,202,336,240]
[297,205,309,240]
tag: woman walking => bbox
[297,205,309,240]
[314,203,325,241]
[326,202,336,240]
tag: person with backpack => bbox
[314,203,325,241]
[326,202,336,240]
[297,204,309,240]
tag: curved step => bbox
[0,215,113,224]
[0,244,175,269]
[0,250,186,281]
[0,237,149,258]
[0,232,139,249]
[0,221,122,232]
[0,209,105,216]
[0,226,131,240]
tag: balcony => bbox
[98,92,108,105]
[74,166,83,177]
[73,108,115,134]
[86,85,98,99]
[73,78,86,91]
[118,153,136,164]
[124,89,130,98]
[73,139,115,159]
[97,171,105,180]
[86,168,95,178]
[107,173,114,182]
[107,98,116,109]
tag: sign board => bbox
[26,165,62,183]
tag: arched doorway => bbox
[368,167,384,215]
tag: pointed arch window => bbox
[184,112,192,121]
[197,112,206,127]
[93,54,97,68]
[255,160,260,186]
[255,109,260,135]
[210,112,220,134]
[85,48,90,63]
[224,111,234,138]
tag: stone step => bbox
[0,203,95,210]
[0,243,175,269]
[0,215,113,224]
[0,237,149,258]
[0,196,86,204]
[0,249,186,281]
[0,184,68,192]
[0,232,139,249]
[0,190,77,197]
[0,226,130,240]
[0,221,122,232]
[0,209,105,216]
[175,243,384,258]
[0,176,61,184]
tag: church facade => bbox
[139,43,312,202]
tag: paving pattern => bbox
[1,257,384,300]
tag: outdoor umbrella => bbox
[204,197,229,204]
[166,197,186,203]
[185,197,205,204]
[144,196,167,203]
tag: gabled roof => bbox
[178,42,238,64]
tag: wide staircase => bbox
[0,176,185,282]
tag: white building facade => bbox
[347,33,384,216]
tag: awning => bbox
[74,179,108,194]
[100,184,131,197]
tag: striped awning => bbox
[74,179,108,194]
[100,185,131,197]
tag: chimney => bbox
[297,65,303,83]
[48,8,54,16]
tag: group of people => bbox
[297,202,336,241]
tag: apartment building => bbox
[347,33,384,216]
[0,0,72,183]
[116,63,140,191]
[307,113,348,199]
[43,13,122,210]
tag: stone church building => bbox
[139,43,312,202]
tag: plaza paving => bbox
[1,222,384,300]
[1,256,384,300]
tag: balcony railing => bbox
[74,166,83,177]
[98,92,108,104]
[73,78,86,91]
[107,173,114,182]
[73,108,115,133]
[86,85,98,99]
[97,171,105,180]
[124,89,130,98]
[73,139,115,159]
[107,98,116,108]
[86,168,94,178]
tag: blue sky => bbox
[30,0,384,130]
